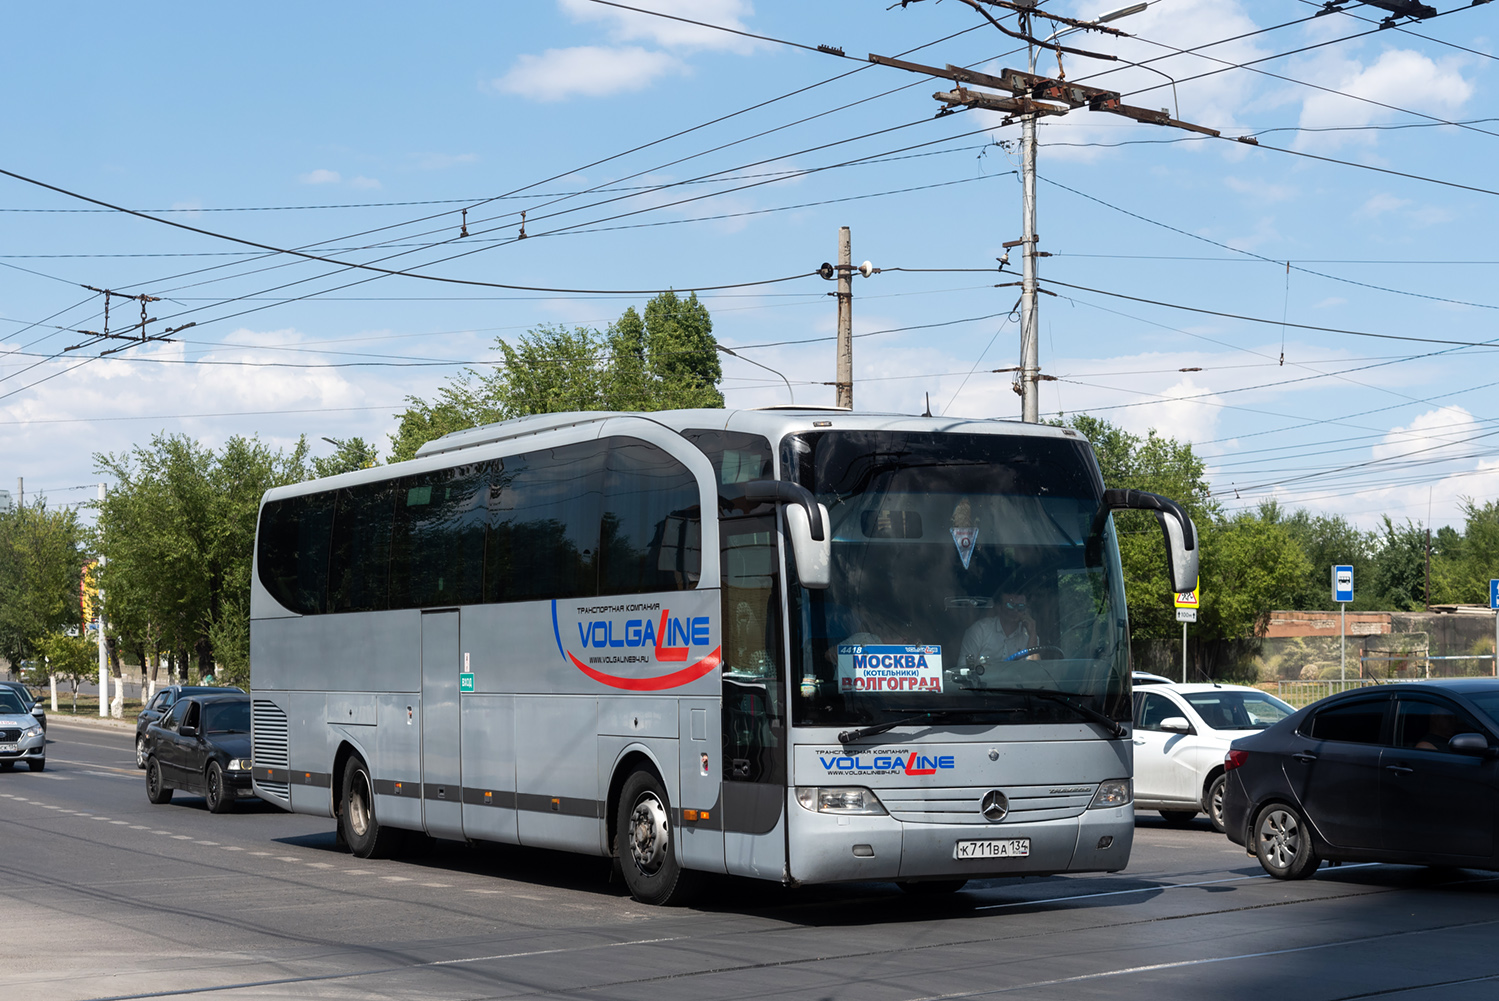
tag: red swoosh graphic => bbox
[655,609,688,662]
[569,647,721,691]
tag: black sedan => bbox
[1224,679,1499,879]
[143,693,255,813]
[134,684,243,767]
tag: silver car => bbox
[0,689,45,771]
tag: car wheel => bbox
[205,762,233,814]
[340,756,400,859]
[899,880,969,895]
[135,735,147,769]
[1159,809,1198,826]
[1205,774,1228,834]
[27,758,44,773]
[146,757,173,805]
[1253,803,1320,880]
[614,768,700,906]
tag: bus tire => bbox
[146,757,173,805]
[615,769,700,906]
[340,756,400,859]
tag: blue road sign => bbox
[1333,565,1354,604]
[1491,579,1499,611]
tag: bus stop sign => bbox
[1490,578,1499,611]
[1333,565,1354,604]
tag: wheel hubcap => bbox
[349,773,372,837]
[1259,809,1300,869]
[627,793,670,875]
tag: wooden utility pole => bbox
[836,226,853,409]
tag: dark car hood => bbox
[208,732,252,757]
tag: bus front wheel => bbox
[615,769,700,906]
[340,757,400,859]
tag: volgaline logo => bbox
[553,601,720,691]
[818,752,956,777]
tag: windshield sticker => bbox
[950,527,979,569]
[815,747,956,776]
[837,644,943,693]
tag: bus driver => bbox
[959,587,1039,669]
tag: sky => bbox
[1,0,1496,536]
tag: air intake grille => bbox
[252,699,290,799]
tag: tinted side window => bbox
[599,438,702,595]
[1393,698,1479,752]
[486,441,606,602]
[257,493,335,615]
[681,429,774,516]
[163,701,189,729]
[1308,699,1387,744]
[328,483,395,613]
[1137,692,1181,731]
[391,462,489,608]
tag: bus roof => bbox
[413,408,1082,459]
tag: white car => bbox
[1131,682,1294,832]
[0,688,46,772]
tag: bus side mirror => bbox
[1087,488,1199,594]
[743,480,831,589]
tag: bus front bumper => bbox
[786,801,1134,884]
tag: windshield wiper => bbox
[981,688,1127,737]
[837,709,1017,744]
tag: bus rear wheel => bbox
[340,757,401,859]
[615,769,700,906]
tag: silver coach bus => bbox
[250,408,1197,904]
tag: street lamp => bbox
[717,345,795,405]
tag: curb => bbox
[46,714,137,732]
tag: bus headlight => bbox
[795,787,887,815]
[1088,779,1132,809]
[227,758,252,771]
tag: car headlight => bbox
[21,725,42,740]
[226,758,252,771]
[1088,779,1132,809]
[794,786,887,815]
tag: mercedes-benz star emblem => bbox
[981,790,1009,823]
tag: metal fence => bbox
[1276,680,1381,708]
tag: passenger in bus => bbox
[959,587,1039,668]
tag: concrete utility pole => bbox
[1018,48,1041,424]
[16,477,22,508]
[836,226,853,409]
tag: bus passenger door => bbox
[421,609,464,840]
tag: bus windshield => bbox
[785,430,1130,729]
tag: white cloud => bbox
[493,46,683,101]
[1356,192,1411,218]
[349,175,382,190]
[1294,49,1474,149]
[1372,406,1478,465]
[557,0,758,53]
[413,152,480,170]
[299,168,342,185]
[1224,176,1296,204]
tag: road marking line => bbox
[110,820,130,825]
[171,835,193,840]
[381,876,412,882]
[304,862,334,869]
[129,825,148,829]
[220,846,244,851]
[466,888,502,894]
[344,869,375,875]
[195,840,219,845]
[249,851,273,856]
[421,882,451,888]
[275,856,301,862]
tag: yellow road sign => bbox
[1174,583,1200,609]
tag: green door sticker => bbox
[459,673,474,693]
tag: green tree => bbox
[35,631,96,712]
[388,292,725,462]
[1432,499,1499,604]
[1274,507,1381,610]
[0,500,86,671]
[94,432,308,688]
[312,436,380,479]
[1373,516,1430,610]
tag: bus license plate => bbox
[0,743,17,754]
[954,838,1030,860]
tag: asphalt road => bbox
[5,720,1497,1001]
